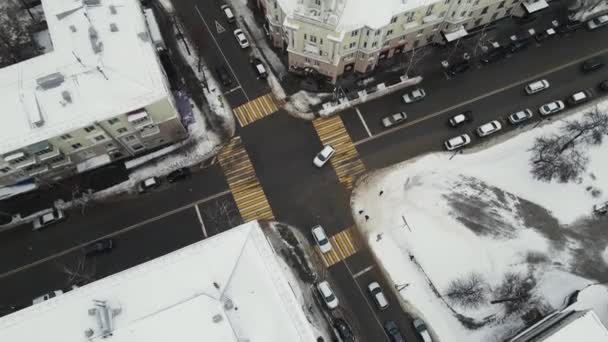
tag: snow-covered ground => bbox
[351,100,608,341]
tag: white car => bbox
[539,100,565,116]
[402,88,426,103]
[234,29,250,48]
[32,208,65,230]
[588,14,608,30]
[220,4,235,23]
[448,111,472,127]
[311,225,332,253]
[508,109,533,124]
[368,282,389,310]
[32,290,64,304]
[317,281,339,309]
[444,134,471,151]
[138,176,160,193]
[413,318,433,342]
[476,120,502,137]
[381,112,407,128]
[567,90,592,105]
[594,202,608,215]
[313,145,335,167]
[525,79,550,95]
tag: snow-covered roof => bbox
[0,0,170,155]
[0,221,316,342]
[547,310,608,341]
[280,0,438,32]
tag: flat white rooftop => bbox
[547,310,608,342]
[0,0,169,155]
[281,0,440,32]
[0,221,316,341]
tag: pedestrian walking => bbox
[379,190,384,196]
[365,215,369,221]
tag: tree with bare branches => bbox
[529,109,608,183]
[446,272,488,309]
[0,0,37,67]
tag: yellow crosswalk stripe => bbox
[317,227,360,268]
[232,93,280,127]
[312,116,366,189]
[218,137,274,222]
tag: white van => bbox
[525,79,550,95]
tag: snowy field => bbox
[351,100,608,341]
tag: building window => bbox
[124,135,137,142]
[0,167,10,173]
[105,142,116,150]
[60,134,72,140]
[498,1,505,8]
[461,10,467,17]
[383,41,389,47]
[366,30,370,36]
[132,144,144,151]
[93,134,106,142]
[491,12,498,20]
[406,12,414,22]
[391,16,398,23]
[274,14,278,21]
[506,7,512,15]
[386,29,393,36]
[413,40,420,47]
[351,30,358,37]
[349,42,356,48]
[49,155,66,164]
[372,41,378,47]
[84,125,96,133]
[426,4,435,15]
[426,36,433,43]
[314,0,320,5]
[439,11,446,17]
[34,146,54,156]
[481,6,488,14]
[310,35,317,43]
[417,29,424,35]
[304,33,307,40]
[444,0,449,4]
[107,118,120,125]
[363,42,367,48]
[474,18,482,26]
[117,127,128,134]
[71,143,83,150]
[375,30,381,36]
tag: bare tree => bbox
[0,0,36,66]
[401,45,432,77]
[529,110,608,183]
[202,198,241,228]
[57,256,97,286]
[446,272,488,309]
[493,272,536,315]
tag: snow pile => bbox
[351,100,608,341]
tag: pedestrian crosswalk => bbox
[313,115,366,189]
[233,93,280,127]
[317,227,360,268]
[217,136,274,222]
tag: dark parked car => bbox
[599,80,608,91]
[480,47,507,63]
[384,321,405,342]
[166,168,191,183]
[447,61,470,76]
[215,65,233,86]
[509,38,530,53]
[84,239,114,256]
[333,318,355,342]
[558,21,583,34]
[250,57,268,79]
[582,58,605,73]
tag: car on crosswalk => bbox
[234,29,250,48]
[313,145,335,167]
[402,88,426,104]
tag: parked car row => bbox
[138,167,192,193]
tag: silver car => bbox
[539,100,565,116]
[402,88,426,104]
[508,109,533,124]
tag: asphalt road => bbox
[344,26,608,169]
[2,5,608,342]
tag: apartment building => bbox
[0,0,187,188]
[257,0,548,82]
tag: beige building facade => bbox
[257,0,544,82]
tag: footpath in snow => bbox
[351,100,608,341]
